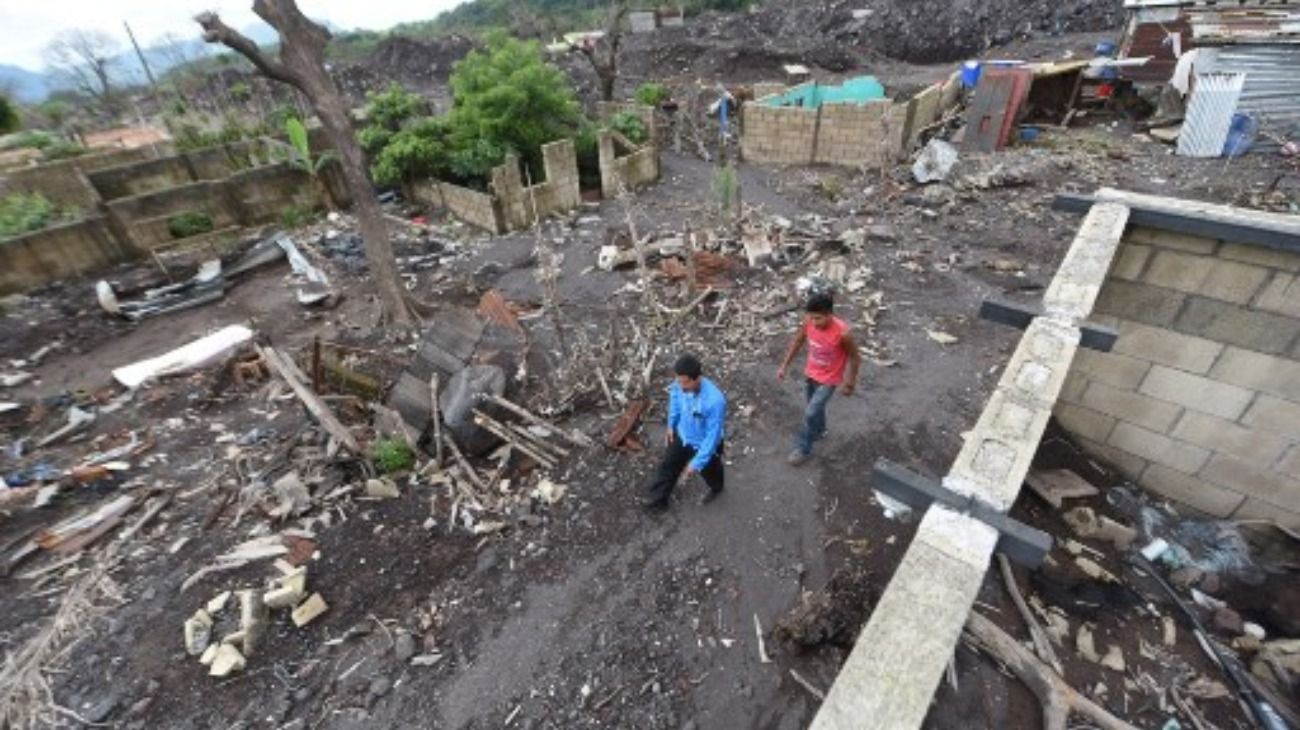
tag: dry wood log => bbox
[472,413,557,469]
[258,345,360,454]
[430,373,444,467]
[486,395,593,447]
[998,554,1063,675]
[965,612,1140,730]
[441,432,486,491]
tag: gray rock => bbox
[368,676,392,698]
[394,632,417,663]
[82,695,120,723]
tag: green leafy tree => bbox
[0,96,19,134]
[447,31,582,178]
[365,83,425,133]
[634,83,669,107]
[371,117,452,187]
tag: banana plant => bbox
[271,116,339,209]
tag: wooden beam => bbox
[979,299,1118,352]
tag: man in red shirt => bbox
[776,292,862,466]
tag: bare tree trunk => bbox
[196,0,415,325]
[578,1,626,103]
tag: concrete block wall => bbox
[814,101,896,167]
[87,156,193,201]
[0,217,132,295]
[492,140,582,231]
[0,160,101,211]
[1055,225,1300,526]
[741,100,906,168]
[598,130,661,199]
[741,105,818,164]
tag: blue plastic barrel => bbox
[961,61,982,88]
[1095,41,1117,57]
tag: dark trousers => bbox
[645,438,725,504]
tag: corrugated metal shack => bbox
[1120,0,1300,143]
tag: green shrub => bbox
[0,193,55,239]
[4,130,55,151]
[372,438,414,474]
[371,117,452,186]
[365,83,426,133]
[280,205,314,229]
[634,83,669,107]
[42,141,85,160]
[712,163,741,223]
[167,211,214,239]
[605,112,648,145]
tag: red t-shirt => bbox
[805,317,849,385]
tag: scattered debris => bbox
[927,330,959,345]
[1064,507,1138,550]
[913,139,959,184]
[1025,469,1100,509]
[292,593,329,627]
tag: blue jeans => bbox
[796,379,836,456]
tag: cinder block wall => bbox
[1055,225,1300,526]
[741,100,912,168]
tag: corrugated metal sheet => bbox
[1200,45,1300,144]
[1188,5,1300,44]
[1178,72,1246,156]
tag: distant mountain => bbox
[0,64,51,104]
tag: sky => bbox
[0,0,467,70]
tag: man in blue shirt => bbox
[642,353,727,511]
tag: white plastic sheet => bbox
[112,325,254,388]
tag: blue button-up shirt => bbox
[667,377,727,472]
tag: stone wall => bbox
[104,162,323,250]
[409,179,503,234]
[492,140,582,231]
[86,141,266,202]
[0,160,100,210]
[598,130,660,199]
[0,217,132,295]
[0,145,172,210]
[1055,224,1300,526]
[411,139,581,234]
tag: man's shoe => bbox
[699,488,723,506]
[787,450,811,467]
[640,495,669,511]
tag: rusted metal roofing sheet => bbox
[1120,14,1193,81]
[1188,5,1300,43]
[1179,72,1247,156]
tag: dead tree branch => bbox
[965,612,1140,730]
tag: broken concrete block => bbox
[292,593,329,627]
[1074,557,1118,583]
[1025,469,1099,509]
[365,478,401,500]
[1062,507,1137,550]
[222,630,246,647]
[206,591,231,615]
[440,365,506,455]
[1076,625,1099,663]
[199,643,219,666]
[208,644,246,677]
[1162,616,1177,647]
[184,609,213,656]
[265,568,308,609]
[1100,645,1126,673]
[238,589,269,657]
[270,471,312,518]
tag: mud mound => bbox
[773,565,877,651]
[694,0,1124,66]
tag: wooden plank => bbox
[259,345,361,454]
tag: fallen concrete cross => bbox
[810,200,1131,730]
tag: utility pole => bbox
[123,20,161,102]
